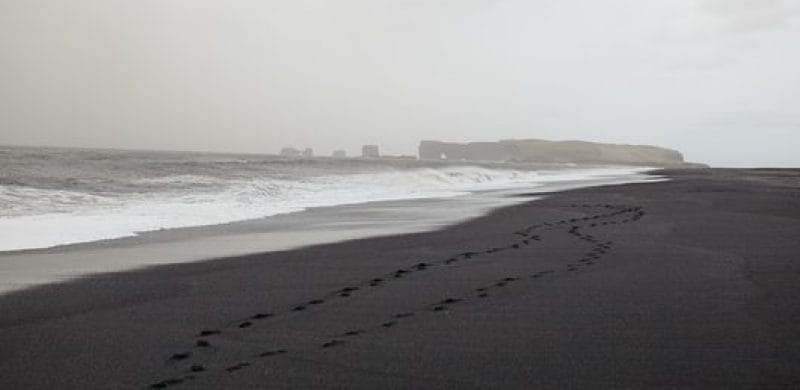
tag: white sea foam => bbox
[0,165,651,252]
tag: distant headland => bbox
[419,139,705,167]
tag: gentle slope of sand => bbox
[0,168,798,389]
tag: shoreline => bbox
[1,169,799,388]
[0,150,654,254]
[0,170,659,295]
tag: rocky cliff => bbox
[419,139,696,167]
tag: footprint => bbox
[339,292,351,297]
[293,305,306,311]
[341,286,359,293]
[394,312,414,318]
[439,298,461,305]
[258,349,288,357]
[502,277,518,282]
[381,321,397,328]
[239,321,253,328]
[343,330,364,336]
[189,365,205,373]
[196,340,210,348]
[225,363,251,373]
[251,313,273,319]
[198,330,221,337]
[150,378,184,388]
[413,262,430,270]
[478,293,489,298]
[322,340,345,348]
[432,306,446,312]
[170,352,191,361]
[308,299,325,305]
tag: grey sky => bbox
[1,0,798,167]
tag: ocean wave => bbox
[0,163,648,252]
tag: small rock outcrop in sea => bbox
[361,145,380,158]
[279,147,302,157]
[280,147,314,157]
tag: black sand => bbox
[1,169,799,389]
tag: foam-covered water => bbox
[0,146,650,252]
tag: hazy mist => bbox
[1,0,798,167]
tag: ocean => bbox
[0,145,654,253]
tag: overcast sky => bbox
[1,0,798,167]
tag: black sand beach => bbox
[1,168,799,389]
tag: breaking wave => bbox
[0,146,649,251]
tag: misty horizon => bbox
[2,1,799,167]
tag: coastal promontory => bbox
[419,139,702,167]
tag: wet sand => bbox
[1,168,799,389]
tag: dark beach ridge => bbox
[1,168,799,389]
